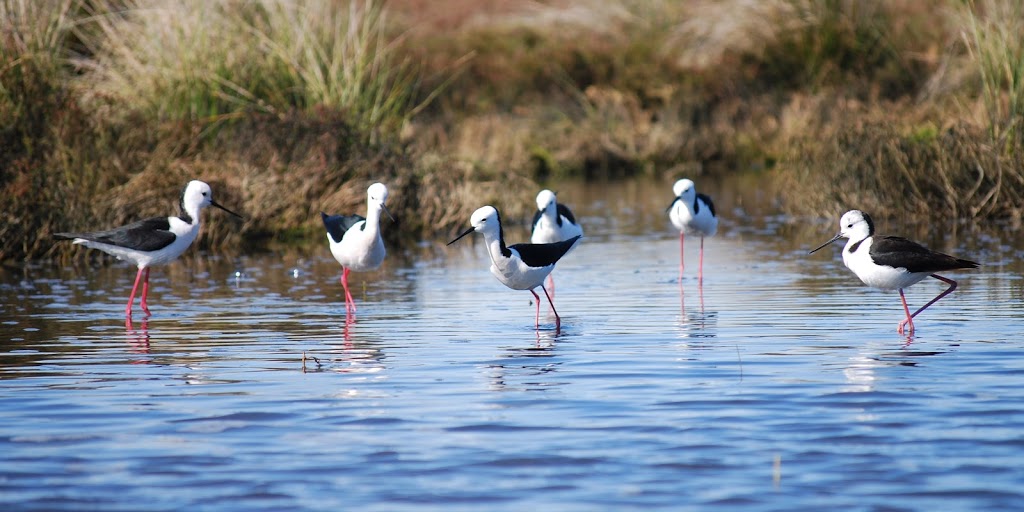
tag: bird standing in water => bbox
[449,205,580,331]
[321,182,394,322]
[54,180,241,317]
[667,178,717,282]
[809,209,979,334]
[530,189,583,297]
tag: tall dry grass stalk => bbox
[958,0,1024,146]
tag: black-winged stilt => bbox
[54,180,241,317]
[667,178,717,282]
[530,189,583,295]
[809,209,979,334]
[448,205,580,331]
[321,182,394,322]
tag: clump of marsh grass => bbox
[957,0,1024,146]
[80,0,422,142]
[0,0,94,261]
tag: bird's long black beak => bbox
[808,233,842,255]
[382,204,396,223]
[447,226,475,246]
[665,196,680,213]
[212,200,243,219]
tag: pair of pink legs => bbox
[125,267,152,317]
[530,284,560,332]
[341,267,357,323]
[897,274,957,334]
[679,233,707,282]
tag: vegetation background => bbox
[2,0,1022,263]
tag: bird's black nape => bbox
[860,211,875,236]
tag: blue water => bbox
[2,180,1024,511]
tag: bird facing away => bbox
[809,209,979,334]
[448,205,581,331]
[54,180,242,317]
[321,182,394,322]
[667,178,718,282]
[530,189,583,296]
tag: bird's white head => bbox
[368,182,389,206]
[180,180,241,222]
[672,178,696,200]
[469,205,500,236]
[809,209,873,255]
[837,209,873,241]
[182,180,214,210]
[366,182,394,222]
[536,189,557,212]
[447,205,501,246]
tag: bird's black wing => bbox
[55,217,176,252]
[321,212,365,243]
[510,235,581,268]
[556,203,577,225]
[870,236,980,273]
[695,193,716,217]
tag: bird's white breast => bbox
[329,222,386,271]
[670,200,717,237]
[531,213,583,246]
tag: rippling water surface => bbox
[3,178,1024,511]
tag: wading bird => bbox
[530,189,583,296]
[449,205,580,331]
[809,209,979,334]
[321,182,394,321]
[667,178,717,282]
[54,180,241,317]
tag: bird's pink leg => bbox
[909,275,958,320]
[698,236,705,282]
[679,232,686,282]
[898,275,959,333]
[541,284,560,332]
[531,290,542,329]
[897,288,914,334]
[139,267,152,316]
[547,274,555,303]
[125,267,145,317]
[341,268,357,321]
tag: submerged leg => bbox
[897,288,914,334]
[139,267,152,316]
[125,267,146,317]
[541,284,561,331]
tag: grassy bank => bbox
[2,0,1023,263]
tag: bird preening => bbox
[809,209,979,334]
[54,180,242,318]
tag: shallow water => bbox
[3,178,1024,511]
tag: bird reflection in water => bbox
[486,329,564,392]
[677,280,716,342]
[124,316,151,363]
